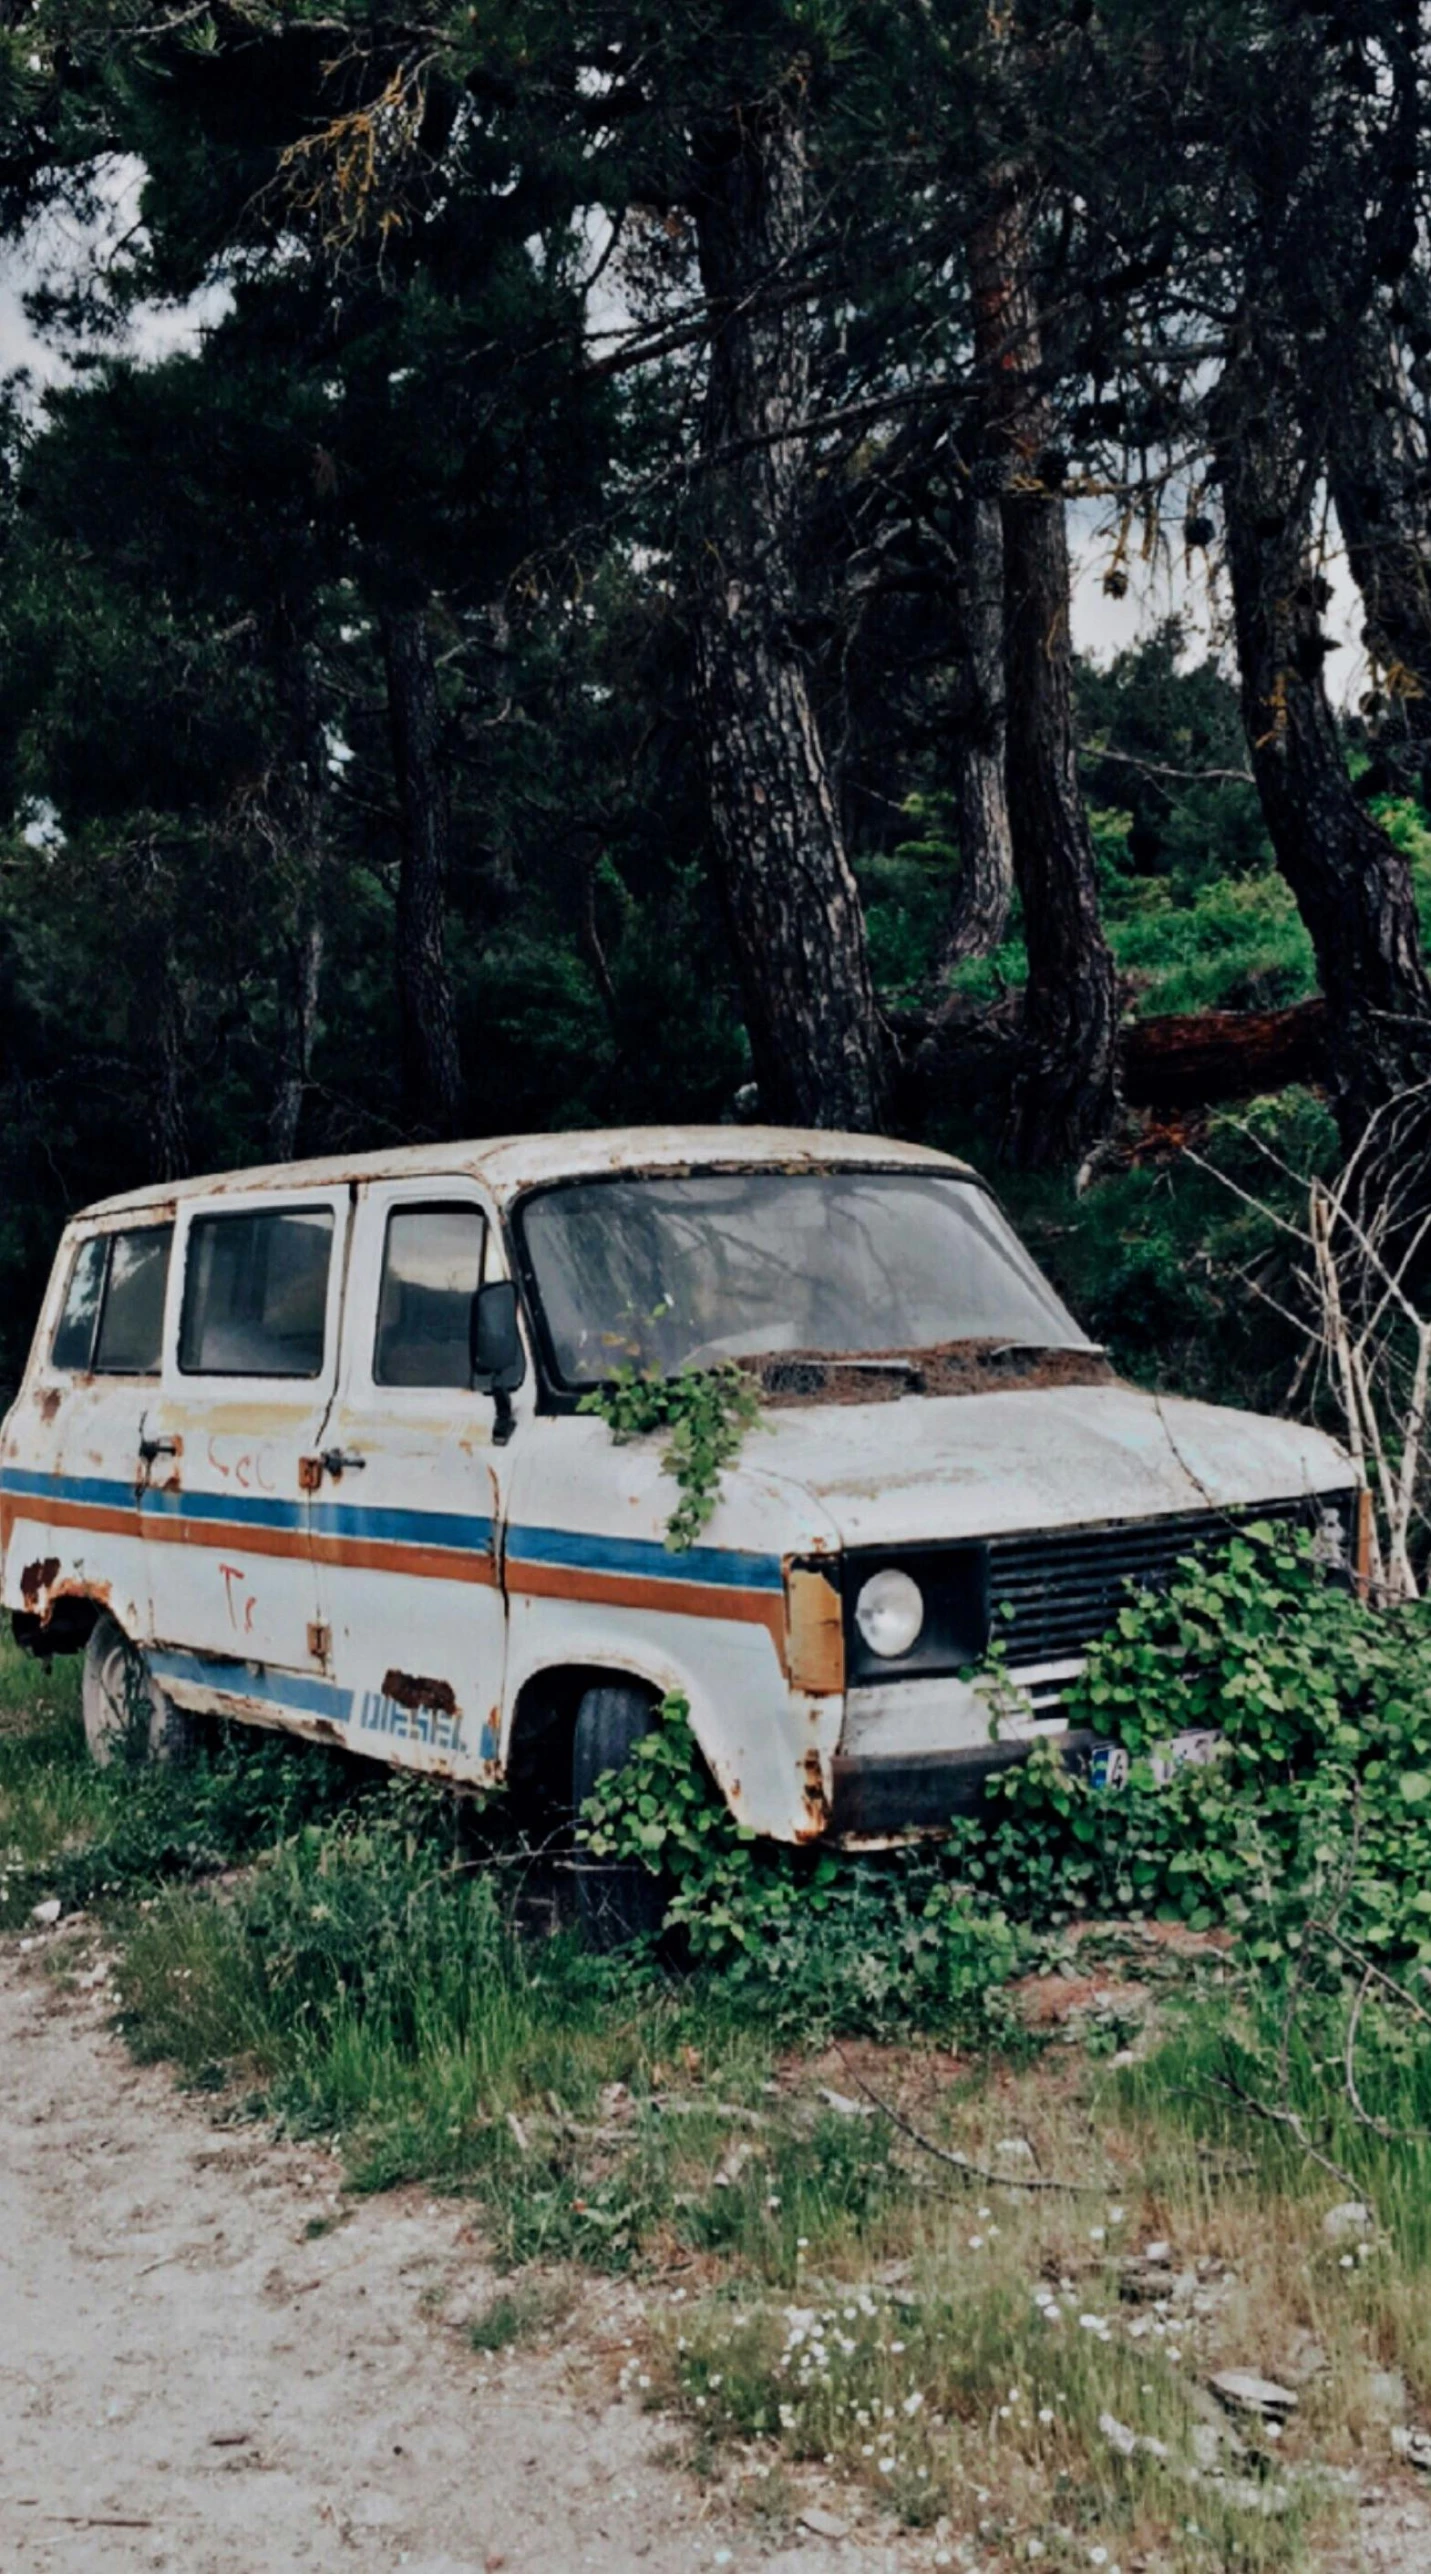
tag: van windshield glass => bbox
[518,1171,1091,1387]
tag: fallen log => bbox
[1121,998,1327,1109]
[895,995,1329,1123]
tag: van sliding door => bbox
[139,1190,349,1731]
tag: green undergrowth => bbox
[7,1550,1431,2567]
[0,1642,380,1930]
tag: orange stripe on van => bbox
[507,1556,786,1644]
[308,1534,496,1585]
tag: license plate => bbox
[1088,1729,1222,1792]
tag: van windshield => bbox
[517,1171,1093,1388]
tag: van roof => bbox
[81,1126,977,1222]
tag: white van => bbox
[0,1127,1359,1849]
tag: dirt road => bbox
[0,1938,773,2574]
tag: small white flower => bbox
[1038,2406,1055,2424]
[968,2234,985,2250]
[1090,2226,1106,2243]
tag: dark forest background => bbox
[3,0,1431,1406]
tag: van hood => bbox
[741,1382,1353,1550]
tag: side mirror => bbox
[470,1279,525,1395]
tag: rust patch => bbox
[50,1575,111,1608]
[796,1744,831,1839]
[381,1669,459,1717]
[785,1563,845,1694]
[19,1557,61,1609]
[35,1387,61,1424]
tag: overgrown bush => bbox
[583,1526,1431,1998]
[580,1696,1025,2037]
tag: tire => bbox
[82,1614,194,1768]
[571,1682,667,1950]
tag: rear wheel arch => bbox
[11,1591,106,1661]
[81,1613,195,1768]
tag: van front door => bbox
[140,1190,349,1726]
[311,1180,507,1782]
[9,1215,175,1642]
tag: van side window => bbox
[51,1236,107,1370]
[95,1225,173,1374]
[51,1226,174,1375]
[374,1204,487,1387]
[179,1208,334,1379]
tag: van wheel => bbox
[571,1683,667,1950]
[82,1615,194,1768]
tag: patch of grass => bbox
[0,1625,395,1928]
[0,1632,100,1925]
[468,2274,573,2352]
[649,2017,1426,2568]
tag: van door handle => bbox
[138,1434,178,1464]
[299,1449,367,1489]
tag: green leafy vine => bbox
[577,1362,761,1551]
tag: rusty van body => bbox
[0,1128,1360,1840]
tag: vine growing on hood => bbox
[577,1363,762,1551]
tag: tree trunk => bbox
[381,600,463,1140]
[969,175,1120,1168]
[943,464,1014,965]
[266,617,328,1163]
[1324,315,1431,800]
[146,939,188,1182]
[269,916,325,1163]
[1214,326,1431,1140]
[691,80,888,1132]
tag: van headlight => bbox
[854,1567,925,1659]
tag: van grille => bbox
[988,1493,1353,1675]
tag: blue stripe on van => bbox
[148,1648,354,1726]
[0,1463,491,1554]
[308,1498,494,1551]
[2,1463,780,1597]
[505,1522,784,1591]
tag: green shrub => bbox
[579,1693,1025,2037]
[959,1522,1431,1965]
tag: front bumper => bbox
[830,1733,1099,1834]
